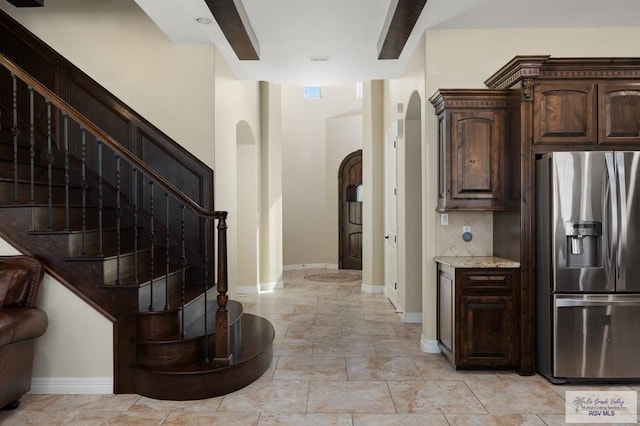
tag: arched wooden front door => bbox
[339,150,363,270]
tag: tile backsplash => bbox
[434,212,493,256]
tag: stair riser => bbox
[0,143,42,163]
[32,207,119,231]
[102,249,153,283]
[136,337,205,369]
[0,181,84,205]
[67,227,138,257]
[139,270,186,311]
[0,161,70,182]
[137,310,180,341]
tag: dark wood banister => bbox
[0,52,224,221]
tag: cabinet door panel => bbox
[533,83,597,144]
[451,111,504,201]
[459,295,515,366]
[599,83,640,144]
[438,269,454,355]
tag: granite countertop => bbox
[434,256,520,268]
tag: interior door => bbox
[339,150,362,270]
[385,125,399,306]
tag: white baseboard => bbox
[236,285,259,294]
[283,263,338,271]
[30,377,113,394]
[361,283,384,293]
[237,280,283,294]
[420,336,441,354]
[261,280,283,292]
[402,312,422,323]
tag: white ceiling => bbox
[135,0,640,86]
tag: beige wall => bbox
[281,85,362,267]
[0,238,113,382]
[421,26,640,342]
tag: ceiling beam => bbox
[4,0,43,6]
[204,0,259,61]
[378,0,427,60]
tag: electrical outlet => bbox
[441,213,448,225]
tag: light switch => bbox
[441,214,448,225]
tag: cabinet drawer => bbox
[457,270,514,292]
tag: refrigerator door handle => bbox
[556,297,640,307]
[604,153,618,291]
[616,152,628,290]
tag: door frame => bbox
[385,122,399,307]
[338,149,363,269]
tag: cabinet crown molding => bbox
[486,56,640,89]
[429,89,510,114]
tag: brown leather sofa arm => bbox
[0,308,48,348]
[0,255,48,410]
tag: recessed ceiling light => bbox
[196,17,212,24]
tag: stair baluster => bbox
[115,154,121,284]
[63,113,69,230]
[132,167,139,284]
[180,205,186,338]
[80,128,87,255]
[11,73,18,204]
[148,180,155,311]
[97,139,103,257]
[164,192,169,310]
[28,85,34,204]
[46,100,53,230]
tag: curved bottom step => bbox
[134,313,275,400]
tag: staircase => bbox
[0,35,273,399]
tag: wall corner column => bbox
[259,81,284,291]
[362,80,385,292]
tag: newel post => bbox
[214,212,232,365]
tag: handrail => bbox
[0,52,225,220]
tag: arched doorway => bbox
[338,150,363,270]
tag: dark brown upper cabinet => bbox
[534,80,640,145]
[430,90,510,212]
[533,82,597,145]
[599,83,640,144]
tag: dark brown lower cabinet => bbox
[437,263,520,369]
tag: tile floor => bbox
[1,268,638,425]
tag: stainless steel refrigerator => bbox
[536,151,640,383]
